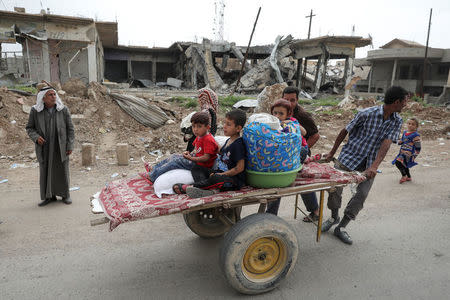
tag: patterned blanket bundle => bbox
[243,121,302,172]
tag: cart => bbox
[91,161,366,295]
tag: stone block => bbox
[82,143,96,166]
[167,77,183,88]
[116,143,129,166]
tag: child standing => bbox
[392,117,421,183]
[179,109,247,198]
[271,99,308,163]
[149,111,218,183]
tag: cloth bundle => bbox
[243,121,302,172]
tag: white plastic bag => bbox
[247,113,282,131]
[153,169,194,198]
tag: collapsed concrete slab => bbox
[185,40,225,91]
[236,35,293,92]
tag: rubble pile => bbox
[0,82,188,161]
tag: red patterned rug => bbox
[98,161,366,230]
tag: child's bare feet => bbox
[399,176,407,184]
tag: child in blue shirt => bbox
[184,109,247,198]
[392,117,421,183]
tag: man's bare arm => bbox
[324,128,348,161]
[306,132,320,149]
[365,139,392,178]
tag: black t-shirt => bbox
[217,137,246,187]
[293,105,319,140]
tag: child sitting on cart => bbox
[271,99,308,163]
[148,111,219,185]
[175,109,247,198]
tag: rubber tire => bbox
[219,213,299,295]
[183,208,237,239]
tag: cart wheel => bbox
[183,208,238,239]
[219,213,298,294]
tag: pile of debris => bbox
[184,35,296,93]
[0,79,189,161]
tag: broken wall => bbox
[156,62,176,82]
[56,40,90,84]
[131,61,152,80]
[0,54,25,77]
[105,60,127,82]
[22,39,46,82]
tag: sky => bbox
[1,0,450,58]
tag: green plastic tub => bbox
[246,167,303,188]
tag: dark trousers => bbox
[395,160,411,178]
[266,192,318,215]
[191,164,212,182]
[327,160,374,220]
[193,173,240,192]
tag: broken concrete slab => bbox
[269,35,285,83]
[230,42,250,72]
[131,79,155,88]
[22,104,31,114]
[167,78,183,88]
[299,90,313,99]
[255,82,288,114]
[235,35,293,91]
[71,114,85,123]
[232,99,258,109]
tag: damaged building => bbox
[0,8,116,84]
[290,36,372,95]
[356,38,450,103]
[1,8,382,98]
[103,44,182,86]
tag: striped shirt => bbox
[339,105,402,170]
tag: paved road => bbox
[1,163,449,299]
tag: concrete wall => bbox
[103,48,180,83]
[131,61,152,79]
[0,54,25,76]
[368,48,444,60]
[104,60,127,82]
[95,38,104,82]
[57,41,90,84]
[22,39,47,82]
[156,62,176,82]
[369,61,393,92]
[361,59,449,93]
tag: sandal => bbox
[303,212,319,223]
[186,187,215,199]
[172,183,187,194]
[144,162,152,173]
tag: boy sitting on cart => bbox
[176,109,247,198]
[148,111,219,185]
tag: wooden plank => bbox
[90,217,109,226]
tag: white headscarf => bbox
[33,88,64,112]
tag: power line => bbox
[1,0,8,10]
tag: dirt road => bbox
[1,141,449,299]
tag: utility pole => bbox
[231,7,261,96]
[420,8,432,98]
[300,9,316,89]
